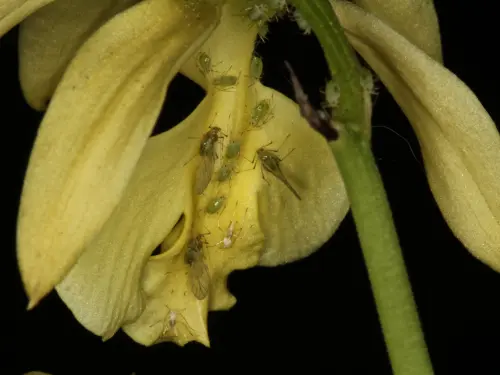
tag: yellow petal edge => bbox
[18,0,141,110]
[0,0,53,37]
[335,1,500,272]
[353,0,442,61]
[56,1,349,347]
[18,0,221,309]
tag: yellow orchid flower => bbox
[11,0,499,356]
[14,0,349,347]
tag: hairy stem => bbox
[287,1,434,373]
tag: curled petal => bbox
[122,85,348,346]
[351,0,442,61]
[19,0,140,110]
[252,84,349,266]
[180,2,350,267]
[17,0,220,309]
[335,1,500,272]
[124,2,349,347]
[0,0,53,37]
[125,4,266,346]
[56,99,212,340]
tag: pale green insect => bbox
[197,51,213,76]
[360,68,376,95]
[217,163,234,182]
[268,0,287,11]
[225,140,241,159]
[205,195,226,214]
[257,21,269,43]
[216,136,241,182]
[250,55,263,81]
[293,9,312,35]
[249,98,273,129]
[245,3,270,23]
[213,74,239,91]
[323,80,341,109]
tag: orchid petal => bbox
[352,0,442,61]
[56,98,213,340]
[122,3,350,347]
[0,0,53,37]
[19,0,140,110]
[334,1,500,272]
[17,0,220,309]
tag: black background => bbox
[3,1,500,374]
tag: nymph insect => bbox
[213,72,240,91]
[196,51,221,77]
[216,161,237,183]
[225,139,241,159]
[205,195,227,214]
[250,98,273,129]
[250,55,263,83]
[292,9,312,35]
[322,80,341,109]
[214,204,249,249]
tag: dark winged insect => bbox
[194,126,225,195]
[184,235,211,300]
[248,135,301,200]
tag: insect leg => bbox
[183,152,198,167]
[280,147,295,162]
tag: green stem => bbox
[287,1,434,374]
[332,129,434,375]
[288,0,365,126]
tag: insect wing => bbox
[188,260,210,300]
[260,150,302,200]
[195,154,215,195]
[273,170,302,200]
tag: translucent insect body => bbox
[196,51,222,78]
[250,98,273,128]
[184,235,211,300]
[256,147,301,200]
[215,206,249,249]
[217,163,234,182]
[293,9,312,35]
[225,139,241,159]
[195,127,224,195]
[250,55,263,82]
[249,136,302,200]
[205,195,226,214]
[323,80,341,109]
[152,306,196,344]
[213,72,240,92]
